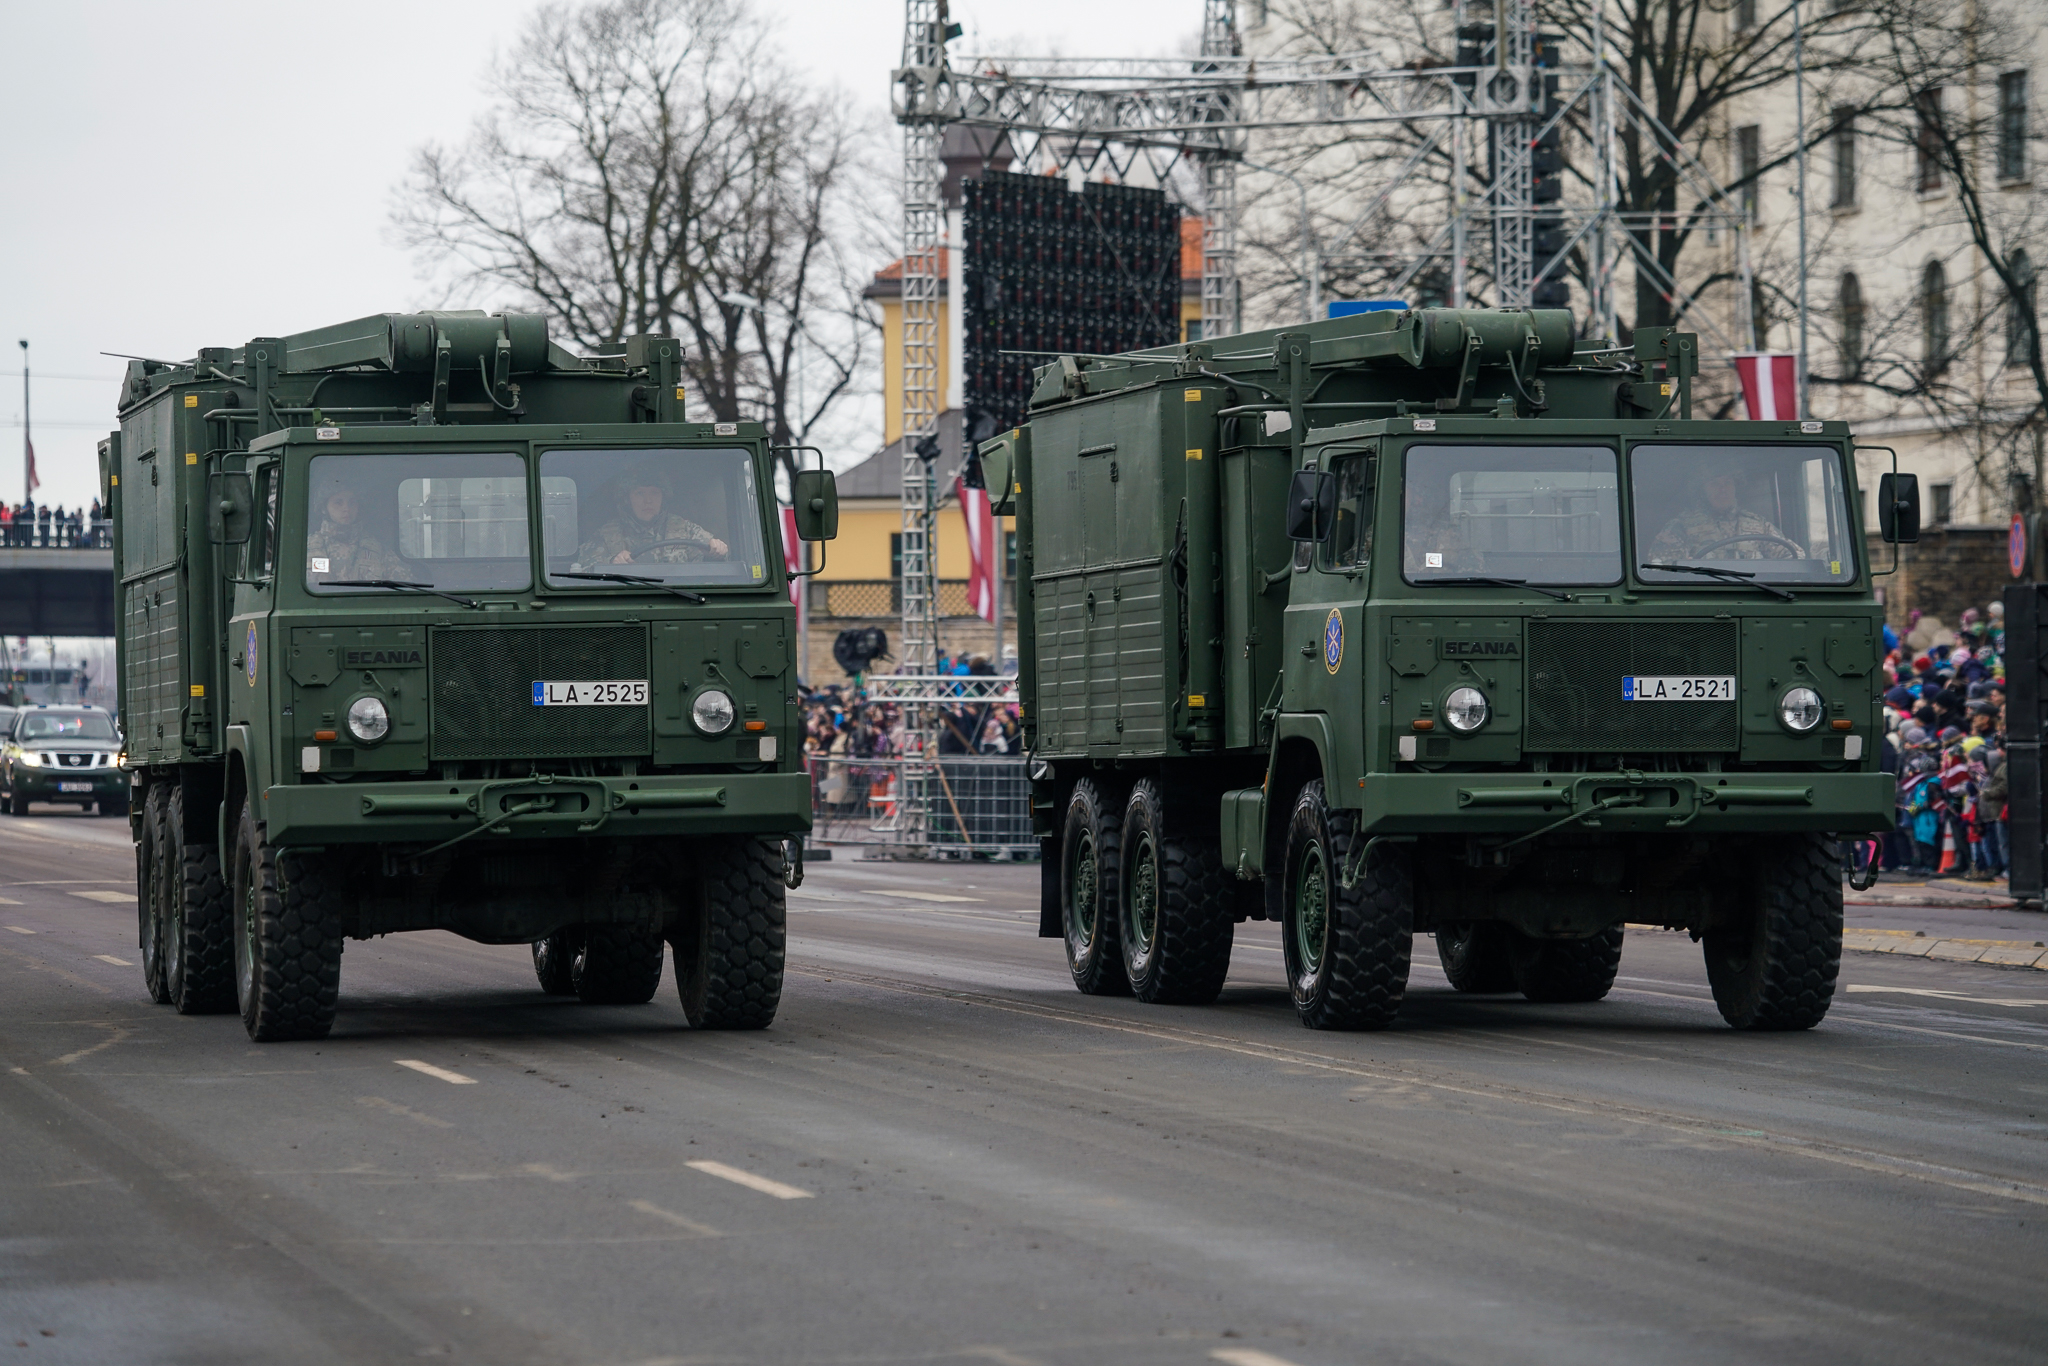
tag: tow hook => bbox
[782,837,806,889]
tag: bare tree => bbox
[393,0,883,484]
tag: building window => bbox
[1915,88,1945,192]
[2010,249,2038,367]
[1831,109,1857,208]
[2001,71,2030,181]
[1922,260,1950,374]
[1734,0,1756,30]
[890,532,903,580]
[1839,272,1865,377]
[1184,319,1204,344]
[1930,482,1954,525]
[1736,125,1762,219]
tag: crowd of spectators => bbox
[1874,604,2012,882]
[0,499,108,548]
[800,649,1022,764]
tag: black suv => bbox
[2,706,127,817]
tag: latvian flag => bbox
[955,465,997,623]
[1733,353,1800,421]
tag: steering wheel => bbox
[1688,533,1804,558]
[628,539,720,558]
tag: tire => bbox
[7,789,27,817]
[674,836,785,1029]
[1059,779,1129,996]
[1280,781,1412,1030]
[572,922,665,1005]
[532,929,582,995]
[230,800,346,1042]
[1436,921,1516,994]
[1118,778,1232,1005]
[138,784,171,1004]
[164,785,235,1015]
[1704,833,1842,1031]
[1508,925,1624,1003]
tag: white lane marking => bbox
[1212,1350,1308,1366]
[53,1023,134,1067]
[871,889,983,903]
[627,1198,723,1237]
[0,898,19,905]
[6,926,35,934]
[684,1159,814,1200]
[92,955,132,966]
[357,1095,455,1129]
[68,890,133,904]
[1846,984,2048,1008]
[394,1059,478,1085]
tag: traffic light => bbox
[1530,34,1569,309]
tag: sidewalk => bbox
[1841,882,2048,971]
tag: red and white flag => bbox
[779,506,801,604]
[955,474,997,623]
[1733,353,1800,421]
[25,437,38,495]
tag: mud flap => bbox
[1039,835,1061,937]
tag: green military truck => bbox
[103,311,837,1041]
[982,307,1907,1031]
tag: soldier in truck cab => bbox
[1649,461,1800,561]
[307,478,404,583]
[577,465,728,567]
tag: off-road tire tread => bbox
[1706,833,1842,1031]
[169,786,236,1015]
[1286,782,1412,1030]
[139,784,171,1003]
[1062,779,1129,996]
[236,807,345,1042]
[1436,921,1517,994]
[573,923,665,1004]
[1509,925,1624,1003]
[1122,780,1232,1005]
[676,837,786,1029]
[532,931,581,995]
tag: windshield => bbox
[1633,444,1856,584]
[540,447,768,588]
[306,453,531,594]
[1403,445,1622,585]
[16,712,117,741]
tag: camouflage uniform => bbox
[575,512,722,568]
[306,519,405,582]
[1649,506,1799,561]
[1403,500,1478,575]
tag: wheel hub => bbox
[1295,846,1328,976]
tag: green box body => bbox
[105,312,808,945]
[1002,309,1892,938]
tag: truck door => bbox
[1280,449,1374,794]
[229,462,280,786]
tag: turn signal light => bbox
[1412,718,1435,731]
[314,730,337,741]
[743,720,767,732]
[1831,719,1854,731]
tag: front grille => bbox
[1526,620,1739,752]
[430,624,651,761]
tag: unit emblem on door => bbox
[1323,608,1344,675]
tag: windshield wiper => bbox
[323,579,482,609]
[554,570,708,604]
[1639,562,1796,601]
[1428,575,1573,602]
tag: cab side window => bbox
[1320,452,1375,570]
[254,467,279,580]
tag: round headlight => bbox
[691,688,736,735]
[347,695,391,743]
[1778,686,1824,733]
[1443,686,1490,733]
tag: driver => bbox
[577,465,728,567]
[1649,462,1799,560]
[307,478,404,582]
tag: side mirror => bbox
[980,436,1017,517]
[1285,468,1337,542]
[207,471,253,545]
[1878,472,1920,544]
[792,468,838,542]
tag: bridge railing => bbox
[0,517,112,549]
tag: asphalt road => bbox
[3,810,2046,1365]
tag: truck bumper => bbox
[260,771,812,847]
[1358,770,1895,837]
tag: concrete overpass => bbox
[0,548,116,636]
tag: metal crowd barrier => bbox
[803,753,1036,859]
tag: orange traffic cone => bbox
[1938,821,1958,873]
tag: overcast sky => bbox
[0,0,1198,511]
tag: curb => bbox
[1843,928,2048,971]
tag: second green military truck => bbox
[983,307,1904,1031]
[105,311,836,1041]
